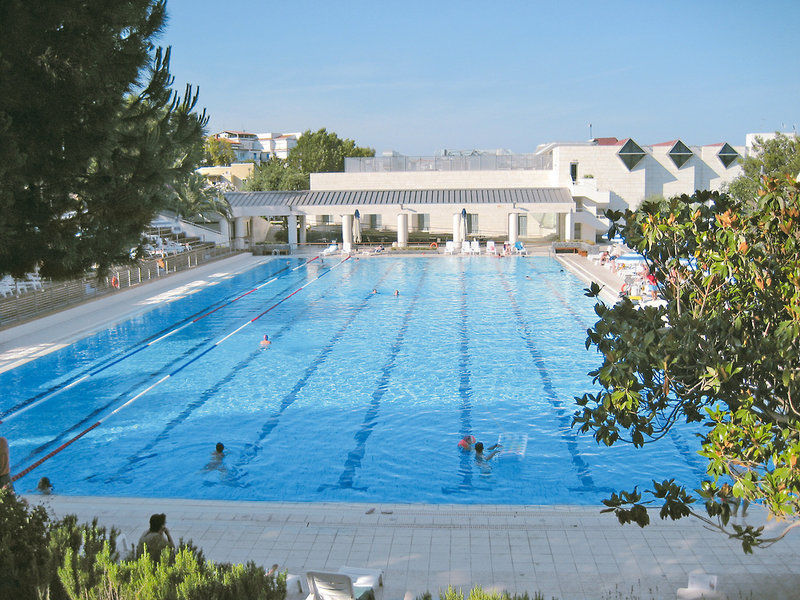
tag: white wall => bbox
[311,170,553,190]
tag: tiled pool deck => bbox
[6,252,800,599]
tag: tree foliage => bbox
[246,128,374,191]
[0,1,207,279]
[203,135,236,166]
[727,133,800,204]
[577,176,800,552]
[168,172,231,221]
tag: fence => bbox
[345,153,553,173]
[0,244,238,329]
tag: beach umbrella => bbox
[460,208,468,241]
[353,209,362,244]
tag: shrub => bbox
[418,586,544,600]
[0,489,51,600]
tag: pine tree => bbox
[0,1,208,278]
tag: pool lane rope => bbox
[0,256,320,425]
[11,255,347,483]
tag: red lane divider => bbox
[9,254,345,483]
[12,422,101,482]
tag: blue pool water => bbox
[1,256,706,504]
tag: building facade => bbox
[212,130,301,164]
[224,135,757,249]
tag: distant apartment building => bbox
[213,130,302,163]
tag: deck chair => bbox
[322,243,338,256]
[486,241,496,254]
[677,571,725,599]
[444,241,455,254]
[470,240,480,254]
[514,241,528,255]
[306,567,382,600]
[26,273,44,290]
[460,240,471,254]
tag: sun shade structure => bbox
[717,142,740,168]
[617,139,647,171]
[668,140,694,168]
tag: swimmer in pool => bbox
[371,289,377,294]
[36,477,53,494]
[260,334,271,348]
[203,443,227,473]
[394,289,399,296]
[474,441,502,462]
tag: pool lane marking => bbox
[220,263,400,485]
[442,268,480,495]
[10,256,345,483]
[320,268,427,491]
[525,260,591,332]
[0,256,319,424]
[495,263,602,494]
[95,267,357,484]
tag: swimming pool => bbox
[2,256,706,504]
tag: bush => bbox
[418,586,545,600]
[0,489,51,600]
[0,490,284,600]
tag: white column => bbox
[220,218,231,246]
[234,217,248,250]
[564,211,574,241]
[452,213,462,244]
[397,213,408,248]
[342,214,353,253]
[508,212,519,245]
[287,214,298,250]
[298,215,307,245]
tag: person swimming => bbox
[260,334,271,348]
[37,477,53,494]
[394,289,399,296]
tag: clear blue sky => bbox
[161,0,799,155]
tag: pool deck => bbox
[7,251,800,599]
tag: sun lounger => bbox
[26,273,44,290]
[677,571,725,599]
[306,566,383,600]
[514,241,527,255]
[444,241,455,254]
[470,240,480,254]
[460,241,471,254]
[321,243,338,256]
[486,240,496,254]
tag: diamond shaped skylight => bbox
[718,143,739,168]
[618,139,646,171]
[668,140,693,168]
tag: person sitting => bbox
[37,477,53,495]
[260,334,271,348]
[136,513,175,559]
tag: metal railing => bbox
[345,153,553,173]
[0,245,238,329]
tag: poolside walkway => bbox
[22,494,800,600]
[8,251,800,599]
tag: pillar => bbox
[452,213,462,244]
[342,214,353,253]
[234,217,248,250]
[397,213,408,248]
[287,214,298,251]
[220,218,231,246]
[564,211,574,241]
[298,215,307,245]
[508,212,519,245]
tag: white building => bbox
[224,135,750,249]
[213,130,301,163]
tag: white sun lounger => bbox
[306,567,383,600]
[470,240,480,254]
[444,241,455,254]
[486,240,496,254]
[321,243,338,256]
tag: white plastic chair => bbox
[677,571,725,599]
[486,241,496,254]
[514,241,528,255]
[460,241,471,254]
[306,567,383,600]
[444,241,455,254]
[470,240,480,254]
[26,273,44,290]
[322,243,338,256]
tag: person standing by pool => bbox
[136,513,174,559]
[0,437,13,492]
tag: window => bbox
[517,214,527,237]
[366,214,382,229]
[318,215,332,225]
[617,139,646,171]
[570,162,578,183]
[717,142,739,168]
[412,213,430,231]
[466,213,478,234]
[668,140,693,168]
